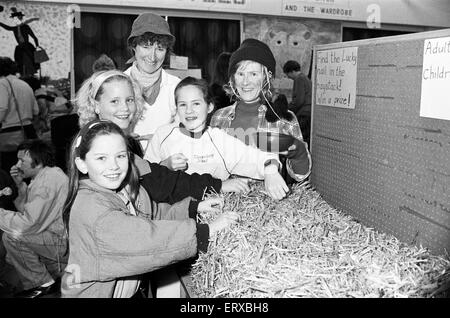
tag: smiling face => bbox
[96,79,136,130]
[176,84,213,133]
[233,61,264,102]
[75,133,129,191]
[134,42,167,74]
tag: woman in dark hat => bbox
[0,7,40,76]
[210,38,312,186]
[124,12,180,152]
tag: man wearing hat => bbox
[124,12,180,151]
[210,38,312,186]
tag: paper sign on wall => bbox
[420,36,450,121]
[315,47,358,109]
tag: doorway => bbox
[168,16,240,83]
[73,12,240,90]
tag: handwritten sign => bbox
[315,47,358,109]
[420,36,450,121]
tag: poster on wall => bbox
[420,36,450,121]
[315,46,358,109]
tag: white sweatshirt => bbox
[145,123,280,181]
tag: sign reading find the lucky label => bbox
[315,46,358,109]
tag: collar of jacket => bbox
[178,123,208,139]
[78,179,141,217]
[133,155,152,177]
[79,179,121,195]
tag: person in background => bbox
[92,53,117,73]
[124,12,181,151]
[61,120,239,297]
[210,39,312,186]
[19,75,46,137]
[282,60,312,147]
[146,76,289,201]
[209,52,233,112]
[0,57,39,172]
[0,139,68,298]
[34,83,70,136]
[35,79,79,172]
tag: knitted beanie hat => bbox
[228,38,276,77]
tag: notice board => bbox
[310,29,450,255]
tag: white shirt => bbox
[124,68,180,150]
[145,123,280,181]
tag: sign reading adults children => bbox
[315,47,358,109]
[420,36,450,121]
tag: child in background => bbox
[145,77,289,201]
[61,120,239,298]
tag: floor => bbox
[0,254,61,298]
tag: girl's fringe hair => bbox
[73,70,144,130]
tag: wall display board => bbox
[310,29,450,255]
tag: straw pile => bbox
[189,181,450,298]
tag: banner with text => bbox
[282,0,353,19]
[420,36,450,121]
[315,46,358,109]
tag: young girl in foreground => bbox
[61,120,239,298]
[145,77,289,200]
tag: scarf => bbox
[129,61,162,106]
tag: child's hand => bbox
[221,178,250,193]
[264,171,289,200]
[161,153,188,171]
[198,197,224,213]
[0,187,12,197]
[208,211,240,235]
